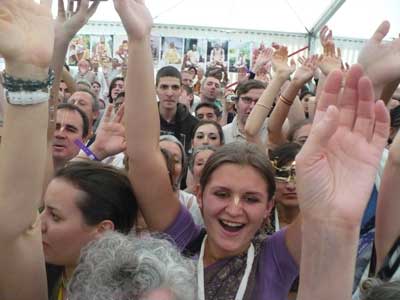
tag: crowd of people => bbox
[1,1,400,300]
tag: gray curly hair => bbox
[68,232,197,300]
[360,278,400,300]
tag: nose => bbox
[249,101,256,110]
[286,180,296,190]
[225,197,243,217]
[202,136,209,145]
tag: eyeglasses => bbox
[239,96,259,105]
[271,160,296,183]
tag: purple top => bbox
[165,206,299,300]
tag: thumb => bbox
[298,105,339,162]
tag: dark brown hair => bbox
[200,142,275,200]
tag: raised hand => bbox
[0,0,54,77]
[358,21,400,99]
[91,104,126,160]
[55,0,100,44]
[271,44,296,78]
[113,0,153,41]
[296,64,390,228]
[292,54,318,85]
[319,25,333,48]
[318,41,342,76]
[253,47,273,74]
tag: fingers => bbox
[338,64,364,128]
[57,0,66,18]
[88,0,101,18]
[102,104,113,124]
[371,20,390,43]
[114,103,125,123]
[371,100,390,148]
[314,70,343,123]
[353,76,375,140]
[299,105,340,160]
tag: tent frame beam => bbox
[307,0,346,53]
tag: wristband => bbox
[4,90,50,105]
[74,139,99,161]
[2,69,55,92]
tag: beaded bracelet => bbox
[2,69,55,92]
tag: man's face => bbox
[156,77,182,111]
[181,72,194,87]
[77,60,90,74]
[195,106,218,122]
[236,88,265,125]
[68,91,95,124]
[201,77,220,101]
[112,58,119,68]
[52,109,85,165]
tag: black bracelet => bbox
[1,69,55,92]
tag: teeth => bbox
[221,220,243,227]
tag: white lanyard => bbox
[197,235,255,300]
[274,208,280,231]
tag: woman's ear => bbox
[95,220,115,235]
[265,197,275,219]
[195,184,203,209]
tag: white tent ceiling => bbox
[57,0,400,39]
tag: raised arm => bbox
[358,21,400,103]
[375,130,400,270]
[267,55,317,147]
[294,65,389,300]
[0,0,54,299]
[114,0,180,231]
[244,45,295,145]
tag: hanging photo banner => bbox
[67,35,91,66]
[160,36,184,68]
[183,38,207,71]
[228,41,252,73]
[113,35,129,62]
[90,35,114,67]
[206,40,229,71]
[150,35,161,65]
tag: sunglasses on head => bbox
[271,160,296,183]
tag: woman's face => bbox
[192,124,221,148]
[159,140,183,186]
[198,163,273,257]
[111,80,125,100]
[41,178,99,267]
[192,149,215,182]
[91,83,101,96]
[292,124,312,145]
[274,161,298,208]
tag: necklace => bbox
[197,235,255,300]
[58,272,69,300]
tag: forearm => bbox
[126,37,159,156]
[51,39,69,98]
[268,80,302,145]
[126,36,180,231]
[0,101,48,240]
[380,79,400,105]
[62,67,77,95]
[297,221,359,300]
[244,74,287,138]
[375,152,400,270]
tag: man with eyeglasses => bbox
[223,80,267,144]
